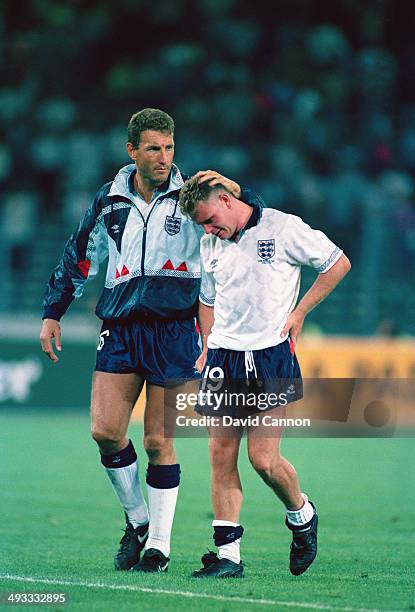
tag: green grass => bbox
[1,410,414,611]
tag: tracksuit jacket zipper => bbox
[131,197,160,277]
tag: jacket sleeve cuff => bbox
[42,307,62,321]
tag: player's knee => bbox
[91,424,123,447]
[209,438,238,469]
[248,451,274,476]
[144,434,171,460]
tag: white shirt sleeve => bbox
[199,238,216,306]
[283,214,343,273]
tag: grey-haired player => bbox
[40,109,260,573]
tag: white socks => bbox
[145,484,179,557]
[145,463,181,558]
[101,441,149,528]
[286,493,314,528]
[101,444,180,558]
[212,520,242,564]
[105,461,149,528]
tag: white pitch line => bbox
[0,574,401,612]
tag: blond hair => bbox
[180,176,230,219]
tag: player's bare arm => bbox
[40,318,62,363]
[195,170,242,199]
[280,254,351,347]
[196,302,215,373]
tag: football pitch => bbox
[1,409,413,611]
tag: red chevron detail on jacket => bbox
[176,261,188,271]
[162,259,175,270]
[78,260,91,277]
[116,265,130,279]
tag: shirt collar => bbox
[234,203,262,241]
[244,204,262,230]
[109,163,184,199]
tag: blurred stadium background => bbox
[0,0,414,409]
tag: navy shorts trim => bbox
[95,318,200,386]
[197,339,303,416]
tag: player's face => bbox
[195,195,237,240]
[127,130,174,186]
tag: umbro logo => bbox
[112,456,121,463]
[210,259,218,269]
[226,532,236,540]
[111,224,120,233]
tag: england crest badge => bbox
[257,239,275,263]
[165,215,182,236]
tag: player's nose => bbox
[159,149,169,163]
[204,225,214,234]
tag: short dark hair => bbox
[180,176,227,220]
[127,108,174,148]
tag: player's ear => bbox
[219,193,231,208]
[126,143,137,161]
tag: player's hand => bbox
[40,319,62,363]
[195,349,208,373]
[280,310,305,349]
[195,170,241,199]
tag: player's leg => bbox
[247,408,318,575]
[91,371,143,454]
[193,422,244,578]
[133,380,198,572]
[131,317,201,573]
[91,371,149,570]
[247,408,303,508]
[209,428,243,522]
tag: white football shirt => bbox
[200,207,342,351]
